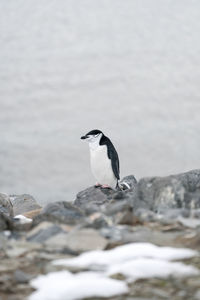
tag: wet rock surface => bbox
[0,170,200,300]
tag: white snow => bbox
[14,215,32,224]
[29,243,199,300]
[3,230,11,237]
[53,242,198,269]
[177,216,200,228]
[29,271,128,300]
[107,258,199,282]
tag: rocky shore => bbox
[0,169,200,300]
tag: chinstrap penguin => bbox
[81,129,120,189]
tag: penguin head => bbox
[81,129,103,143]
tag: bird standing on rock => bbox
[81,129,120,189]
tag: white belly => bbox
[89,145,117,188]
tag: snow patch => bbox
[29,271,128,300]
[14,215,32,224]
[178,216,200,228]
[3,230,11,237]
[53,242,198,270]
[107,258,199,282]
[29,243,199,300]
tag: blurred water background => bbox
[0,0,200,205]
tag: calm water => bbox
[0,0,200,205]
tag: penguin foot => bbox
[101,184,111,189]
[94,183,102,188]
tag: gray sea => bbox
[0,0,200,205]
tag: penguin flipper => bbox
[110,149,120,180]
[100,135,120,180]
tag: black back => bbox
[100,134,120,180]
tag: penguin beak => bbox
[81,135,87,140]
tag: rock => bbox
[103,200,141,226]
[1,171,200,300]
[195,290,200,300]
[45,228,108,253]
[176,227,200,249]
[0,232,8,251]
[14,269,33,283]
[27,222,63,243]
[10,194,41,216]
[130,169,200,215]
[134,209,158,223]
[5,240,42,258]
[116,209,141,226]
[73,171,200,226]
[74,175,137,214]
[33,202,85,226]
[0,193,13,217]
[0,258,21,272]
[44,232,80,255]
[87,212,109,229]
[119,175,137,190]
[104,200,130,214]
[0,212,13,231]
[74,186,113,213]
[101,226,128,242]
[23,208,42,219]
[12,218,33,232]
[101,225,187,248]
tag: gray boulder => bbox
[10,194,41,216]
[74,175,138,214]
[135,169,200,213]
[0,193,13,217]
[44,228,108,253]
[14,270,33,284]
[74,186,114,214]
[32,201,85,226]
[0,213,13,231]
[74,170,200,221]
[27,222,63,243]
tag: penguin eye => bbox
[94,134,99,137]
